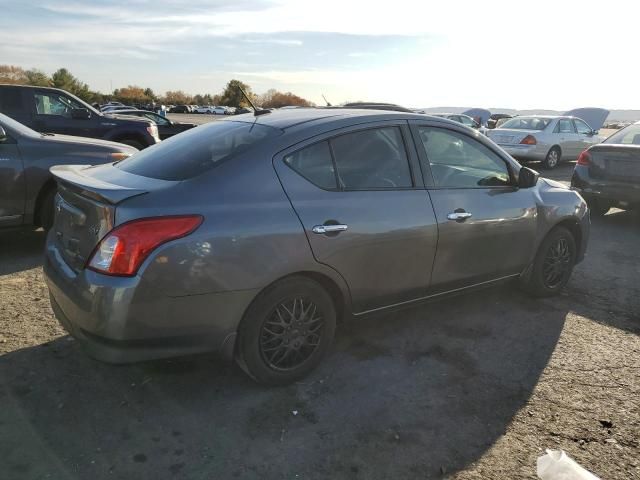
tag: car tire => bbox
[542,147,561,170]
[38,187,57,230]
[119,139,144,150]
[521,226,577,297]
[237,276,336,386]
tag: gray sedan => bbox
[487,115,605,169]
[44,109,589,385]
[0,112,137,230]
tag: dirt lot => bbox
[0,161,638,480]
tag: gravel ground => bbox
[0,162,638,480]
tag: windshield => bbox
[603,124,640,145]
[116,120,280,180]
[0,112,40,137]
[499,117,551,130]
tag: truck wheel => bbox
[38,187,57,230]
[237,276,336,386]
[520,226,576,297]
[542,147,561,169]
[119,139,144,150]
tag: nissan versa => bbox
[44,109,589,385]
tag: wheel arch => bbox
[549,144,562,157]
[34,178,57,227]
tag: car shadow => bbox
[1,285,571,479]
[562,208,640,335]
[0,228,46,276]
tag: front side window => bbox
[330,127,412,190]
[417,127,511,188]
[143,112,169,125]
[459,116,475,127]
[557,119,575,134]
[574,119,592,134]
[34,93,83,118]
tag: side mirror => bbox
[518,166,539,188]
[0,126,7,143]
[71,108,91,120]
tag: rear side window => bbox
[331,127,412,189]
[284,141,336,189]
[0,87,23,115]
[556,119,575,133]
[116,121,279,180]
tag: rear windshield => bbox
[604,124,640,145]
[499,117,551,130]
[116,120,280,180]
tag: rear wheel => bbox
[542,147,561,169]
[521,226,576,297]
[237,276,336,386]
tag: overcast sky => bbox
[1,0,638,109]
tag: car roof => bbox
[227,107,432,130]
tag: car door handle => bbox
[447,212,473,222]
[312,224,348,234]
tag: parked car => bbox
[106,109,197,140]
[487,112,608,169]
[212,106,229,115]
[571,121,640,215]
[194,106,215,114]
[432,113,487,134]
[0,85,160,149]
[44,109,589,385]
[0,112,136,230]
[100,105,135,113]
[487,113,513,129]
[234,107,254,115]
[169,105,190,114]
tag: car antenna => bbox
[238,85,271,116]
[322,94,332,106]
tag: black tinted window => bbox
[117,121,279,180]
[418,127,510,188]
[284,141,336,189]
[330,127,412,189]
[0,87,23,115]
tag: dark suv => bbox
[0,85,160,149]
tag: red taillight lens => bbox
[520,135,537,145]
[87,215,203,276]
[577,150,591,166]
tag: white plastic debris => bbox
[292,410,298,416]
[537,450,600,480]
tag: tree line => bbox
[0,65,315,109]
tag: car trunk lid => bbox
[50,163,175,272]
[487,128,538,145]
[587,144,640,183]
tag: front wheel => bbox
[237,276,336,386]
[521,226,576,297]
[542,147,561,169]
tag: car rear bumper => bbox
[571,166,640,207]
[498,144,546,162]
[43,234,258,363]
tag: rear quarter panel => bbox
[115,148,352,308]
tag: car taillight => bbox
[520,135,537,145]
[87,215,203,276]
[146,125,159,139]
[577,150,591,166]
